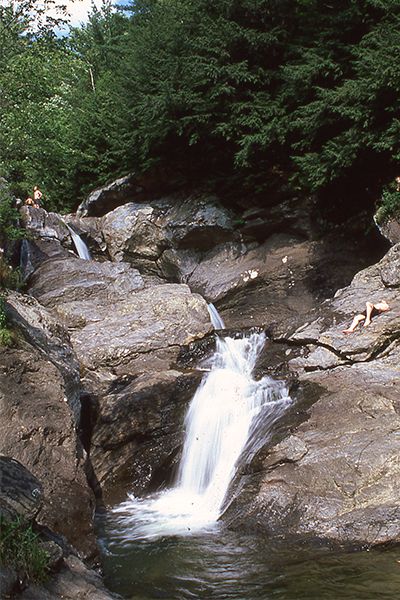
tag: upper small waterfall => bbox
[65,223,91,260]
[110,331,292,542]
[207,303,225,329]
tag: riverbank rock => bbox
[221,243,400,548]
[4,291,81,423]
[22,554,123,600]
[16,184,396,554]
[222,361,400,547]
[0,297,97,563]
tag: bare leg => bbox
[343,314,366,334]
[363,301,374,327]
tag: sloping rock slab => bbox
[188,235,317,328]
[4,291,81,423]
[222,361,400,547]
[28,257,145,312]
[273,243,400,372]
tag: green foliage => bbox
[0,515,50,584]
[0,192,23,245]
[0,184,25,293]
[1,0,400,217]
[375,184,400,224]
[0,295,19,346]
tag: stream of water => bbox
[66,223,91,260]
[95,324,400,600]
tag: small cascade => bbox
[65,223,91,260]
[20,239,35,281]
[110,331,292,542]
[207,302,225,329]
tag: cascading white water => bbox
[207,302,225,329]
[65,223,91,260]
[111,329,292,543]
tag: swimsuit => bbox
[362,307,379,319]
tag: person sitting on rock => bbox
[25,197,34,206]
[343,300,389,334]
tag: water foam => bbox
[111,332,291,541]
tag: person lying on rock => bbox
[343,300,389,334]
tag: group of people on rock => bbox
[25,186,42,208]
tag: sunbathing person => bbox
[343,301,389,334]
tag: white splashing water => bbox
[66,223,91,260]
[112,331,291,541]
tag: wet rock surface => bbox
[90,369,202,502]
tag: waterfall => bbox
[65,223,91,260]
[20,239,34,281]
[111,330,292,542]
[207,302,225,329]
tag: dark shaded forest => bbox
[1,0,400,221]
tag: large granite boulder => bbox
[102,202,171,268]
[64,283,213,375]
[101,194,236,277]
[76,173,147,218]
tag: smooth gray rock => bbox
[102,202,170,266]
[221,241,400,547]
[0,456,43,522]
[28,257,145,313]
[19,206,71,243]
[101,195,235,278]
[222,363,400,547]
[68,283,212,372]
